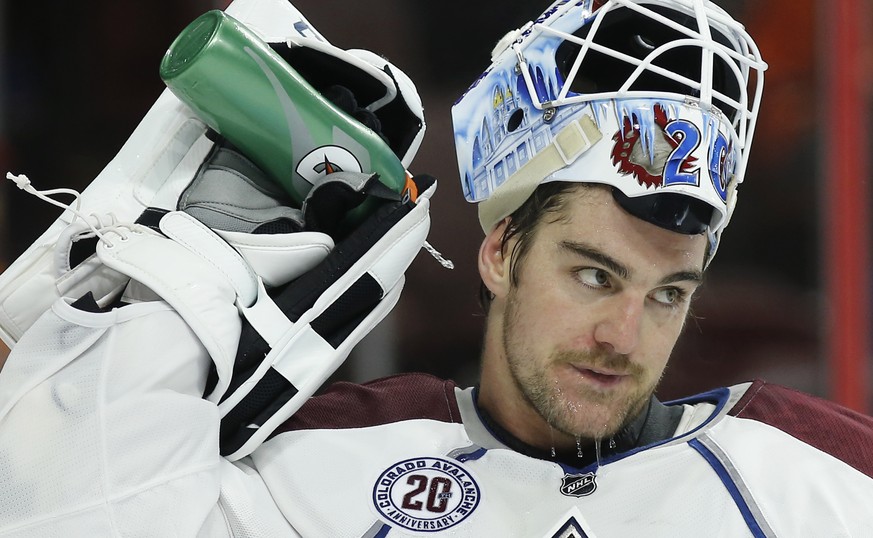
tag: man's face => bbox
[492,186,707,443]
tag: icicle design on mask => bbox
[612,98,681,169]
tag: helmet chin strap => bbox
[477,115,603,233]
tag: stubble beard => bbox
[502,290,660,442]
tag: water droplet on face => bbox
[595,437,603,470]
[549,425,557,458]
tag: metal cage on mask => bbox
[452,0,766,262]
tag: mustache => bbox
[552,349,643,377]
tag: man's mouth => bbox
[570,365,629,386]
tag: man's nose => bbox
[593,293,643,355]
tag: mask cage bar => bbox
[516,1,765,124]
[511,0,765,186]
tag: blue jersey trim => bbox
[455,446,488,462]
[688,438,767,538]
[664,386,732,409]
[563,387,734,473]
[373,523,391,537]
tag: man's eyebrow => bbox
[559,240,704,285]
[660,270,704,286]
[559,241,630,279]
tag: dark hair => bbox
[479,181,586,312]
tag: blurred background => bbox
[0,0,871,412]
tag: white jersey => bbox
[255,375,873,537]
[0,298,871,537]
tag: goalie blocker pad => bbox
[0,0,425,349]
[91,176,434,461]
[216,176,435,460]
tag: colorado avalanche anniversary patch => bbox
[372,456,481,532]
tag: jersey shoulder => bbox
[272,373,461,435]
[728,379,873,478]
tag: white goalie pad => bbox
[0,172,434,457]
[69,179,433,461]
[0,100,209,346]
[0,0,440,466]
[93,222,246,402]
[0,0,425,348]
[1,0,306,339]
[217,180,435,460]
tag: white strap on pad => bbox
[96,224,244,403]
[89,181,432,457]
[219,189,433,461]
[158,211,259,307]
[214,228,334,289]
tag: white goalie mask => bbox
[452,0,766,257]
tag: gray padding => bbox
[179,146,304,233]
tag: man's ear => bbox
[478,218,511,299]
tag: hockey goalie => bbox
[3,0,872,536]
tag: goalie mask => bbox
[452,0,766,258]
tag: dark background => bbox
[0,0,862,403]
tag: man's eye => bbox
[651,287,685,306]
[577,268,610,288]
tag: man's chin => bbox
[549,391,647,440]
[544,403,615,439]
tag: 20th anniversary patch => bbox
[372,456,481,532]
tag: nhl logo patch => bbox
[560,472,597,497]
[372,457,481,532]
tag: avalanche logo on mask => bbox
[372,457,481,532]
[610,104,698,190]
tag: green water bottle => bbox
[160,10,409,215]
